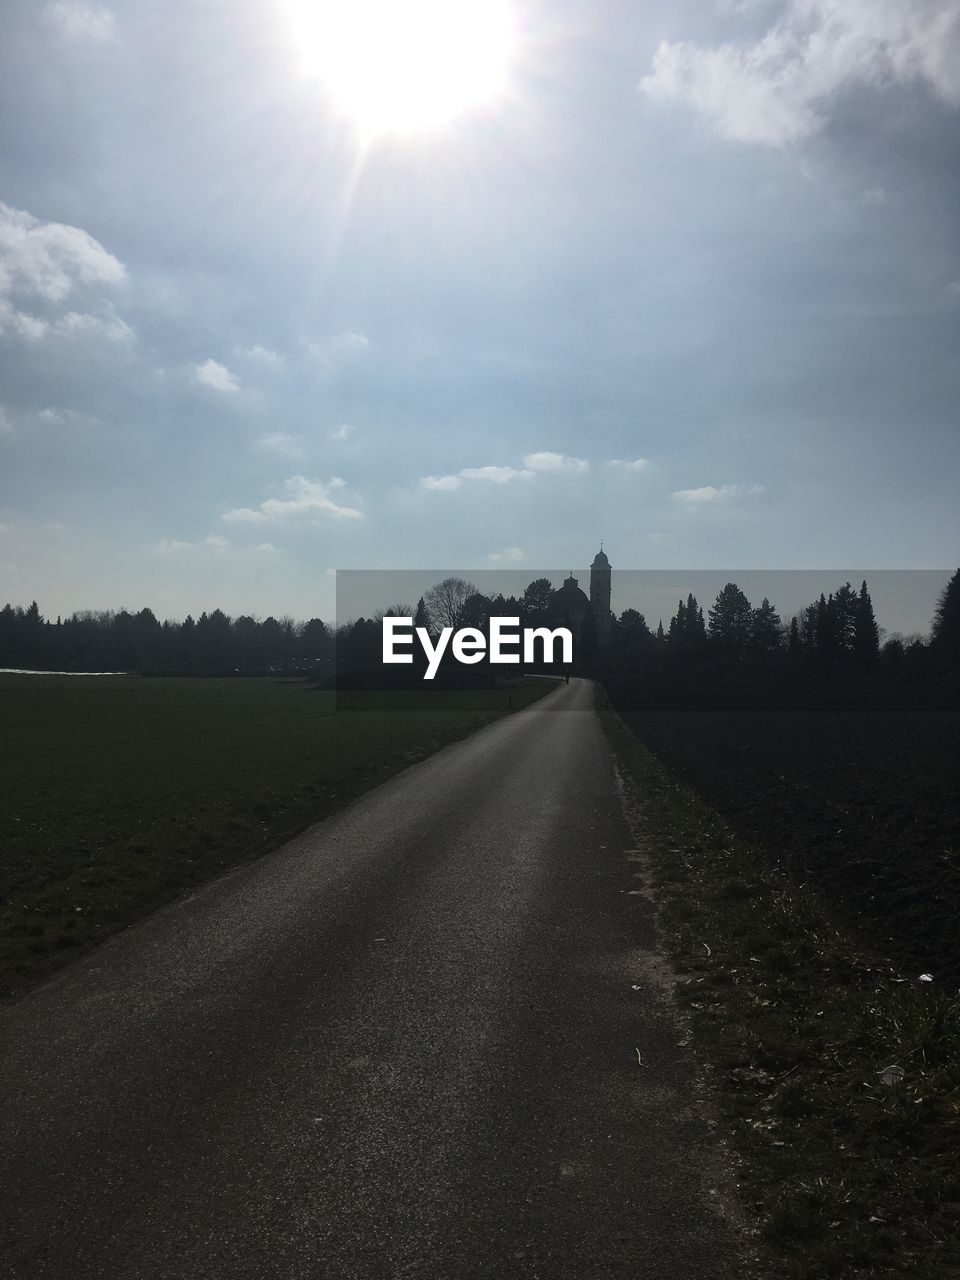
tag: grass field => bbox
[0,673,554,996]
[607,676,960,982]
[601,699,960,1280]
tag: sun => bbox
[288,0,514,138]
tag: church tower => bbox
[590,546,612,639]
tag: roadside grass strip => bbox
[600,700,960,1280]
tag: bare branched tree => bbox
[424,577,478,631]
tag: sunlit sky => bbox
[1,0,958,623]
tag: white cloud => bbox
[0,406,13,435]
[43,521,66,532]
[641,0,960,146]
[523,451,590,474]
[328,424,354,442]
[0,202,127,340]
[301,331,371,375]
[36,406,90,425]
[255,542,276,553]
[257,431,304,458]
[460,465,535,484]
[422,462,538,491]
[193,358,240,393]
[0,202,125,304]
[155,534,233,552]
[422,454,591,491]
[0,301,49,340]
[606,457,652,472]
[487,546,525,563]
[0,305,133,344]
[671,483,765,504]
[237,343,284,369]
[47,2,115,41]
[53,308,133,342]
[221,475,362,523]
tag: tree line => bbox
[606,574,958,679]
[0,604,333,674]
[340,570,960,682]
[2,568,957,678]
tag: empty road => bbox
[1,679,748,1279]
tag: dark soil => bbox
[607,675,960,981]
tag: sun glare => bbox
[288,0,514,138]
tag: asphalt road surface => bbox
[1,679,749,1279]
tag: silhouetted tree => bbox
[425,577,477,631]
[669,598,686,649]
[816,593,837,668]
[23,600,43,662]
[932,569,960,675]
[853,580,880,671]
[708,583,753,661]
[460,592,492,630]
[522,578,554,626]
[132,608,161,670]
[800,599,819,651]
[195,609,233,669]
[750,597,783,658]
[788,615,801,654]
[606,608,655,672]
[347,617,380,667]
[413,596,430,633]
[880,636,905,674]
[685,594,707,651]
[301,618,332,664]
[831,582,859,660]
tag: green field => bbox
[0,674,553,996]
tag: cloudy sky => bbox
[1,0,958,622]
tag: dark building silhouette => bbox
[550,572,591,642]
[548,548,614,649]
[590,546,613,640]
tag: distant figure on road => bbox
[563,668,571,684]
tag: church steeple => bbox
[590,546,612,637]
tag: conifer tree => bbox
[708,583,753,660]
[932,568,960,674]
[831,582,858,657]
[801,601,819,649]
[750,597,783,657]
[683,594,706,652]
[853,579,880,670]
[816,593,836,666]
[673,599,686,640]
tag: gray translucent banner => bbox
[336,568,947,639]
